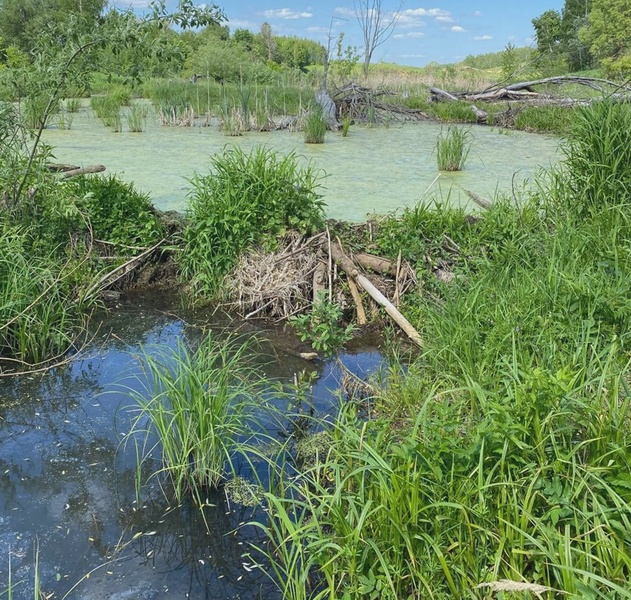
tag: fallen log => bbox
[465,189,492,210]
[60,165,106,178]
[331,240,422,347]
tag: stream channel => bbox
[0,291,385,599]
[42,105,560,221]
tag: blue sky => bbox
[121,1,566,66]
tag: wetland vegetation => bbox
[1,0,631,597]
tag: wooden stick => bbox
[60,165,106,178]
[347,277,367,325]
[331,240,422,347]
[465,188,492,210]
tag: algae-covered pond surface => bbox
[0,294,384,598]
[43,107,560,221]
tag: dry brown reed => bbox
[226,232,324,319]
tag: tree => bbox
[0,0,107,53]
[257,22,277,62]
[354,0,402,78]
[581,0,631,74]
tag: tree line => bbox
[532,0,630,77]
[0,0,326,87]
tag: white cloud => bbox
[400,53,426,58]
[263,8,313,19]
[393,31,425,39]
[122,0,152,7]
[451,25,465,32]
[473,34,493,41]
[398,7,450,28]
[473,10,483,17]
[334,7,355,18]
[226,18,257,29]
[436,15,453,23]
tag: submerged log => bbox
[316,88,341,130]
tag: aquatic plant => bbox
[289,292,354,356]
[129,334,266,503]
[341,115,351,137]
[125,101,148,133]
[181,146,325,301]
[436,126,471,171]
[303,105,326,144]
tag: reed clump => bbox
[129,334,266,503]
[436,126,471,171]
[303,105,326,144]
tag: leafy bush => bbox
[181,146,325,300]
[67,174,164,248]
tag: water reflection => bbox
[0,293,384,598]
[42,106,560,221]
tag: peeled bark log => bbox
[331,241,422,347]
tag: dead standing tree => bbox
[354,0,403,78]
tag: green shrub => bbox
[67,175,164,248]
[436,126,471,171]
[181,146,325,300]
[289,292,354,355]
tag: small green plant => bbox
[65,98,81,113]
[341,115,351,137]
[436,126,471,171]
[125,101,148,132]
[129,334,265,503]
[303,105,326,144]
[290,292,354,356]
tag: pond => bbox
[42,106,560,221]
[0,293,384,599]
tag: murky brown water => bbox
[42,106,560,221]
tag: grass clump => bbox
[181,146,325,301]
[303,105,327,144]
[125,101,148,132]
[436,126,471,171]
[513,105,575,134]
[129,334,265,503]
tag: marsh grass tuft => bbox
[129,334,266,504]
[125,102,148,132]
[303,105,326,144]
[436,126,471,171]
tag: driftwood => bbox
[60,165,106,179]
[333,82,429,123]
[429,76,631,116]
[330,240,422,347]
[465,189,492,210]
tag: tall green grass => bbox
[436,126,471,171]
[129,334,266,503]
[253,100,631,599]
[0,230,84,364]
[303,106,326,144]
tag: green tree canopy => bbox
[581,0,631,70]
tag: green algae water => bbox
[43,106,559,221]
